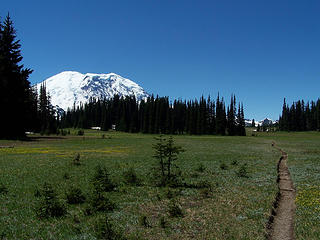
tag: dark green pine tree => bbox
[207,96,216,134]
[251,119,255,128]
[316,99,320,130]
[100,101,109,131]
[227,95,237,136]
[149,95,156,134]
[279,98,289,131]
[215,94,226,135]
[199,96,208,134]
[25,86,39,132]
[138,99,146,132]
[38,84,57,134]
[238,103,246,136]
[0,14,33,138]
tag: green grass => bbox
[0,130,319,239]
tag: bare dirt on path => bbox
[267,142,296,240]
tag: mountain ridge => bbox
[245,118,277,127]
[35,71,149,110]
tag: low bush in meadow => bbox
[94,215,126,240]
[123,167,141,186]
[92,165,116,192]
[65,185,86,204]
[0,183,8,195]
[168,199,184,218]
[35,182,66,218]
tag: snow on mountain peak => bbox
[35,71,149,111]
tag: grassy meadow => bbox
[0,130,319,239]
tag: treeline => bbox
[279,98,320,131]
[0,14,58,138]
[61,94,246,136]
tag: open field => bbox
[0,130,319,239]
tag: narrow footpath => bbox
[267,142,296,240]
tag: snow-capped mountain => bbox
[35,71,149,111]
[245,118,277,127]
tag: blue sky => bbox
[1,0,319,120]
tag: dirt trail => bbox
[267,142,296,240]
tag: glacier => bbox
[35,71,149,111]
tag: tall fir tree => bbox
[0,14,33,138]
[251,119,255,128]
[215,94,226,135]
[38,83,57,134]
[239,103,246,136]
[227,95,237,135]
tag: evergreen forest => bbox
[278,98,320,131]
[60,94,246,136]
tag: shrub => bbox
[0,230,7,239]
[92,165,116,192]
[196,180,211,189]
[94,215,125,240]
[123,168,141,186]
[237,164,249,178]
[196,163,206,173]
[190,172,199,178]
[166,188,174,199]
[152,136,185,187]
[200,187,212,198]
[231,159,238,166]
[34,188,41,198]
[35,182,66,218]
[160,216,167,228]
[0,183,8,195]
[65,186,86,204]
[168,200,184,218]
[220,162,228,170]
[72,153,81,166]
[140,215,151,228]
[86,191,115,215]
[77,129,84,136]
[198,181,214,197]
[166,188,181,199]
[56,129,67,136]
[63,172,71,180]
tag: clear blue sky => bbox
[1,0,319,120]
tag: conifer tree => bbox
[0,14,33,138]
[38,84,57,134]
[251,119,255,128]
[215,94,226,135]
[238,103,246,136]
[227,95,236,135]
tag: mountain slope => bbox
[245,118,277,127]
[35,71,149,110]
